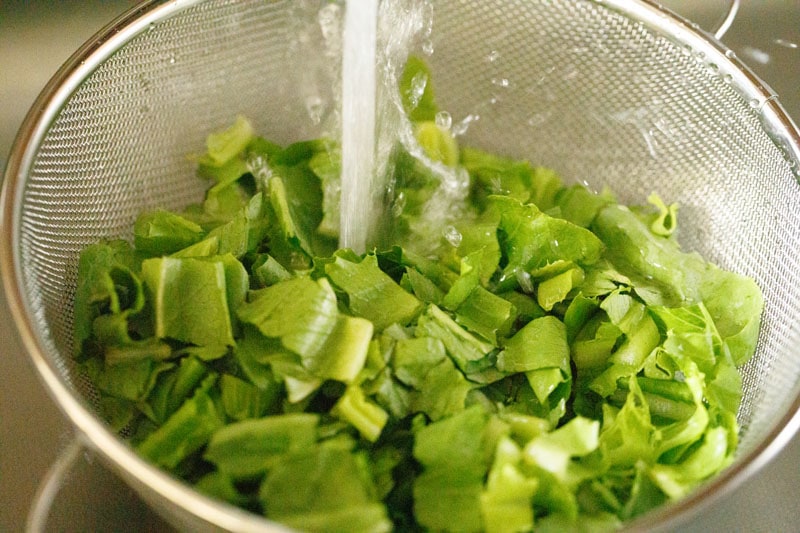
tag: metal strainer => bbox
[3,0,800,531]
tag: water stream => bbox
[339,1,379,253]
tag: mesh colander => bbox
[3,0,800,531]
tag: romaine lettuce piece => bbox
[492,195,604,283]
[325,253,422,331]
[592,204,763,364]
[134,210,205,256]
[497,316,569,375]
[73,240,143,357]
[204,413,319,479]
[140,256,237,347]
[399,55,438,123]
[237,276,339,360]
[199,114,255,167]
[259,440,392,533]
[416,304,495,374]
[332,385,389,442]
[137,376,224,469]
[480,436,538,533]
[413,406,495,532]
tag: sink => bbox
[1,1,798,531]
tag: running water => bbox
[339,2,379,253]
[338,0,468,256]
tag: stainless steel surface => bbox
[1,1,799,531]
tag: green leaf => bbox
[73,241,142,357]
[599,378,657,468]
[137,378,224,470]
[523,416,600,482]
[204,413,319,479]
[480,437,538,533]
[492,196,604,281]
[455,286,516,344]
[237,276,339,359]
[537,267,585,312]
[200,114,255,167]
[399,55,438,123]
[220,373,281,421]
[414,121,459,167]
[134,210,205,256]
[140,256,236,346]
[325,254,423,331]
[144,356,208,424]
[259,441,391,533]
[332,385,389,442]
[592,204,763,365]
[415,304,494,374]
[308,145,341,238]
[413,406,493,532]
[308,314,373,383]
[497,316,569,374]
[555,185,615,228]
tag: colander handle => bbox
[26,437,85,533]
[711,0,740,40]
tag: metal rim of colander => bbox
[2,0,799,531]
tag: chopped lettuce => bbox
[74,104,763,532]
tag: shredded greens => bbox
[74,58,763,532]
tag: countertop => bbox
[1,1,799,531]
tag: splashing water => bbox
[337,0,468,256]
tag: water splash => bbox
[741,46,771,65]
[611,107,660,159]
[773,39,799,50]
[443,225,462,247]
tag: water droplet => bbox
[147,22,155,32]
[491,77,510,88]
[392,191,406,217]
[773,38,799,49]
[305,95,325,125]
[421,39,434,56]
[707,63,719,74]
[722,73,734,84]
[318,3,342,42]
[515,269,534,294]
[168,54,176,65]
[406,71,427,108]
[451,114,479,137]
[725,49,737,59]
[741,46,771,65]
[247,154,272,182]
[487,50,501,63]
[443,225,462,247]
[434,110,452,130]
[527,112,550,127]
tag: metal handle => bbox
[712,0,740,40]
[26,438,86,533]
